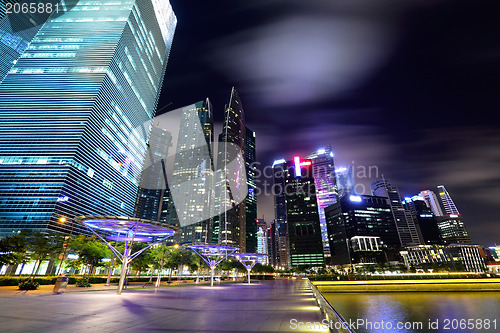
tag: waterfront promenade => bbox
[0,278,327,332]
[313,278,500,293]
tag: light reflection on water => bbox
[324,292,500,333]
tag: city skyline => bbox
[160,0,499,246]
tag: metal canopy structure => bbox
[185,244,238,287]
[76,215,179,295]
[234,253,267,284]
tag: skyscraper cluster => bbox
[263,148,474,269]
[132,88,257,252]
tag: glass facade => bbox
[0,0,177,237]
[306,146,337,260]
[371,179,422,246]
[171,100,214,244]
[325,194,400,265]
[282,157,324,267]
[214,87,249,250]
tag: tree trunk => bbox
[149,269,154,283]
[31,260,42,280]
[86,264,94,283]
[155,269,162,287]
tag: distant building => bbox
[256,227,267,260]
[335,166,356,198]
[135,127,172,222]
[170,100,214,244]
[420,190,444,216]
[272,159,290,269]
[403,195,442,245]
[400,244,486,272]
[371,179,422,246]
[256,219,267,231]
[325,194,400,265]
[280,157,324,267]
[349,236,386,264]
[266,221,277,267]
[437,185,460,215]
[244,127,257,253]
[214,88,255,252]
[306,146,337,261]
[436,214,472,244]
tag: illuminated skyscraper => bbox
[0,0,63,81]
[306,146,337,260]
[256,227,266,256]
[437,214,471,244]
[170,100,214,244]
[281,156,324,267]
[214,88,255,251]
[272,159,289,268]
[325,194,400,264]
[135,126,172,222]
[335,166,356,197]
[403,195,442,245]
[0,1,177,237]
[437,185,460,215]
[371,179,422,246]
[244,126,257,253]
[420,190,444,217]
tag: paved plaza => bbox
[0,278,327,332]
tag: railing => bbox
[306,278,356,333]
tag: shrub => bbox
[75,279,92,288]
[18,280,39,290]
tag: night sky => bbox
[158,0,500,246]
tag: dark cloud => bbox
[164,0,500,245]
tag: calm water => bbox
[324,292,500,333]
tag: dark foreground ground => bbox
[0,278,326,332]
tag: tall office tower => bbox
[0,1,177,238]
[419,190,444,216]
[403,195,442,245]
[272,159,289,268]
[135,126,172,221]
[266,221,277,267]
[256,227,267,255]
[437,214,472,244]
[371,179,422,246]
[158,183,178,245]
[170,100,214,244]
[282,156,324,267]
[0,0,63,82]
[244,126,257,253]
[325,194,401,265]
[215,87,251,250]
[256,218,267,231]
[437,185,460,215]
[335,166,356,198]
[306,146,337,261]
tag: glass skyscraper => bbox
[280,156,324,267]
[371,179,422,246]
[325,194,401,265]
[170,100,214,244]
[0,1,177,237]
[437,185,460,215]
[306,146,337,261]
[214,87,253,251]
